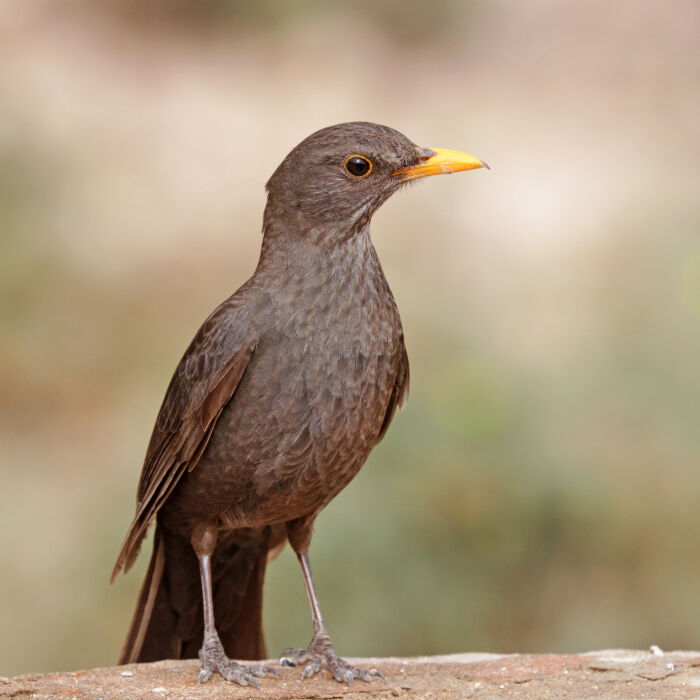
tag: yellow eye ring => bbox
[344,155,373,178]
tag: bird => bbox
[111,121,487,687]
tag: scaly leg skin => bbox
[193,533,279,688]
[198,632,280,687]
[283,546,386,686]
[281,632,385,685]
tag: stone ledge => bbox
[2,649,699,699]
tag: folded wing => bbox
[111,299,257,581]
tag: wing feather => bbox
[377,341,410,442]
[111,299,256,581]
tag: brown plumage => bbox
[112,122,486,687]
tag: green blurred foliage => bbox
[1,0,699,677]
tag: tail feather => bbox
[118,527,178,663]
[117,524,269,664]
[217,545,268,659]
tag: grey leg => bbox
[192,527,279,686]
[281,551,386,685]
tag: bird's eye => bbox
[344,155,373,178]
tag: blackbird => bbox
[112,122,486,687]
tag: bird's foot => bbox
[280,633,386,685]
[198,633,280,687]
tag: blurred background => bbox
[1,0,699,677]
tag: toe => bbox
[356,667,386,683]
[249,664,281,678]
[370,668,387,682]
[220,666,259,689]
[327,658,351,685]
[301,657,323,679]
[280,647,310,666]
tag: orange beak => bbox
[392,147,488,182]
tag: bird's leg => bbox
[280,551,386,685]
[192,524,279,687]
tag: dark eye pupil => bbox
[346,156,370,176]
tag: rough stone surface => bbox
[2,649,700,699]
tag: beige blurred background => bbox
[1,0,699,677]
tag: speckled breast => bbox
[163,234,405,534]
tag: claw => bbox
[371,668,387,683]
[282,633,387,685]
[252,665,281,678]
[198,632,278,687]
[301,658,322,679]
[232,674,258,690]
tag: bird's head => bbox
[264,122,487,244]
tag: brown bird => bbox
[112,122,486,687]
